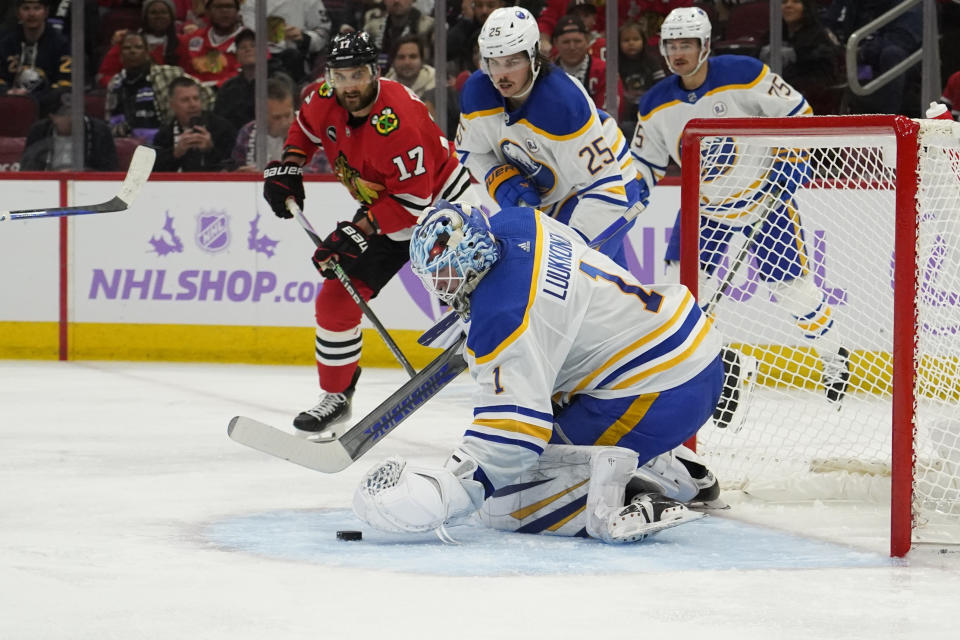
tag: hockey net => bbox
[679,115,960,556]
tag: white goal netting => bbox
[683,117,960,549]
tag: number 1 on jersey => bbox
[578,262,664,312]
[493,366,505,394]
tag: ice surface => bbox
[2,360,959,639]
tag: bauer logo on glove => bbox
[312,220,370,277]
[262,160,305,219]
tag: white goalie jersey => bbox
[458,208,721,493]
[631,55,813,225]
[457,68,643,245]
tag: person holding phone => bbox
[153,75,237,171]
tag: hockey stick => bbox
[0,146,156,222]
[700,186,783,317]
[286,199,417,378]
[587,200,646,252]
[228,335,467,472]
[699,187,784,429]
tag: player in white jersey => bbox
[630,7,850,410]
[352,201,724,543]
[456,6,647,268]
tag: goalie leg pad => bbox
[352,456,484,534]
[478,445,595,536]
[585,447,640,542]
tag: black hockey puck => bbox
[336,530,362,541]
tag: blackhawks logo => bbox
[370,107,399,136]
[318,81,334,98]
[334,151,385,204]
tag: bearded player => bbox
[262,31,479,437]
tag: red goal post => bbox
[678,115,960,557]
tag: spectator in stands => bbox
[552,15,620,115]
[96,0,183,89]
[536,0,631,57]
[153,75,237,171]
[106,31,213,144]
[826,0,922,116]
[759,0,841,112]
[941,70,960,121]
[385,33,458,134]
[565,0,604,60]
[447,0,504,74]
[0,0,71,112]
[213,28,288,131]
[176,0,244,88]
[618,21,664,131]
[239,0,332,83]
[181,0,210,34]
[362,0,434,71]
[632,1,694,48]
[21,88,118,171]
[454,38,480,91]
[229,76,295,171]
[46,0,99,89]
[386,34,434,102]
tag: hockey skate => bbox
[626,453,726,510]
[712,347,757,432]
[293,367,361,439]
[822,347,850,405]
[604,492,705,543]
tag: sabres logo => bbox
[318,81,334,98]
[370,107,399,136]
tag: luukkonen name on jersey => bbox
[542,232,574,301]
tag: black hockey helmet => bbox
[326,31,379,69]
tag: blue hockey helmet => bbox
[409,201,500,313]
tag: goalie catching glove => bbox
[262,161,304,219]
[311,221,370,277]
[353,452,485,534]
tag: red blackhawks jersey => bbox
[285,78,476,238]
[176,25,242,88]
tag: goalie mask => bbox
[478,7,541,98]
[409,201,500,316]
[659,7,712,78]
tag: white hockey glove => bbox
[352,455,484,534]
[418,310,469,350]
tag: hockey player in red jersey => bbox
[262,31,479,437]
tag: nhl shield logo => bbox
[196,210,230,253]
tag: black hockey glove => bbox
[312,221,370,277]
[263,161,304,219]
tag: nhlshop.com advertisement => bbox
[6,174,947,361]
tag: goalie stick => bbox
[286,199,417,378]
[228,335,467,472]
[0,146,156,222]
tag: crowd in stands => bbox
[0,0,958,173]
